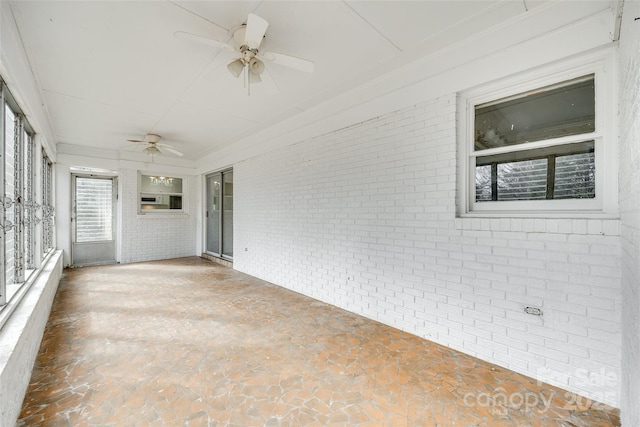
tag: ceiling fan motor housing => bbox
[146,134,161,143]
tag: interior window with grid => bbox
[473,75,596,203]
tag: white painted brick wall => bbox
[618,1,640,425]
[234,94,622,406]
[119,169,197,263]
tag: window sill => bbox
[136,212,189,219]
[0,250,61,330]
[455,216,620,236]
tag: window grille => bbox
[0,78,41,309]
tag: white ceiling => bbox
[9,0,549,160]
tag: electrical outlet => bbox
[524,306,543,316]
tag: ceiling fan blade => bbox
[127,139,145,143]
[261,51,315,73]
[156,142,179,150]
[260,68,279,95]
[174,31,235,52]
[160,146,184,157]
[244,13,268,49]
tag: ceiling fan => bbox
[126,134,184,157]
[175,13,315,94]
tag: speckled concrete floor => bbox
[18,257,619,426]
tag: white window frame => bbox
[0,78,42,315]
[457,51,618,218]
[42,152,55,257]
[137,171,187,215]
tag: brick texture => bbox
[234,94,622,406]
[120,170,197,263]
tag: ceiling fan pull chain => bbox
[246,64,251,96]
[242,63,248,95]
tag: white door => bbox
[71,175,117,266]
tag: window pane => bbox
[76,177,113,242]
[206,173,221,254]
[475,165,492,201]
[475,75,595,150]
[554,151,595,199]
[24,131,34,270]
[222,171,233,258]
[42,155,54,255]
[139,174,183,211]
[497,158,547,201]
[140,175,182,193]
[475,141,595,202]
[5,105,16,285]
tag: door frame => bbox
[70,173,118,267]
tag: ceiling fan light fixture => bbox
[143,145,161,155]
[227,58,244,78]
[249,58,265,75]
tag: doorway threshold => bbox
[200,253,233,268]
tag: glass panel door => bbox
[71,175,116,266]
[206,173,221,254]
[222,171,233,258]
[205,169,232,259]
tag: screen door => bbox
[71,175,117,266]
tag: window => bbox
[75,177,114,242]
[458,56,616,216]
[24,132,35,272]
[42,153,54,256]
[0,78,42,309]
[138,173,184,213]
